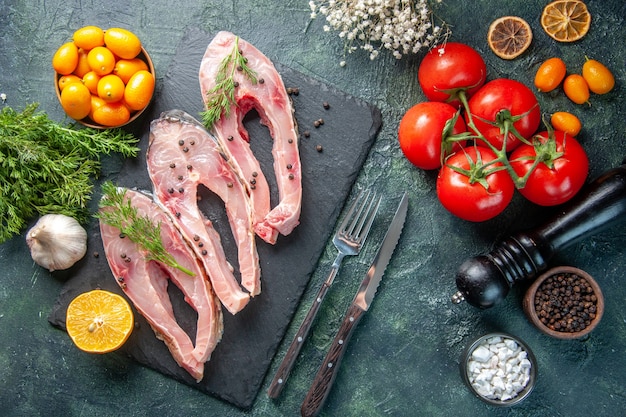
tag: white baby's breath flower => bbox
[309,0,449,65]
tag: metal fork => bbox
[267,189,381,399]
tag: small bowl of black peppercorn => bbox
[523,266,604,339]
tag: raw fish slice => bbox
[99,188,223,382]
[147,110,260,313]
[199,30,302,244]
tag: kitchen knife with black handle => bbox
[300,192,408,417]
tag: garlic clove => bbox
[26,214,88,272]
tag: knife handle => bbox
[300,303,365,417]
[267,280,333,399]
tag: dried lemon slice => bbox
[541,0,591,43]
[66,289,134,354]
[488,16,533,60]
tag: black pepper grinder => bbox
[451,160,626,309]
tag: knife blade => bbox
[300,192,408,417]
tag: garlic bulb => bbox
[26,214,88,272]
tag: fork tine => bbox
[338,189,367,233]
[354,192,380,243]
[346,190,380,240]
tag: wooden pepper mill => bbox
[451,160,626,308]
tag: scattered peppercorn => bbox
[323,101,330,109]
[316,144,323,152]
[533,272,598,333]
[303,130,310,138]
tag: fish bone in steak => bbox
[147,110,260,314]
[199,30,302,244]
[99,188,223,382]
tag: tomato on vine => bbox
[465,78,541,152]
[398,102,467,170]
[436,146,515,222]
[417,42,487,108]
[510,130,589,206]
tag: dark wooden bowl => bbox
[523,266,604,339]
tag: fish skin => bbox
[199,31,302,244]
[99,188,223,382]
[147,110,261,313]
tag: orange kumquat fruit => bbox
[104,28,142,60]
[534,57,567,92]
[113,58,149,84]
[73,48,92,78]
[92,100,131,126]
[58,74,82,91]
[87,46,116,76]
[82,71,101,95]
[97,74,126,103]
[73,25,105,51]
[582,57,615,95]
[60,82,92,120]
[52,42,79,75]
[124,70,155,111]
[563,74,590,105]
[551,111,582,136]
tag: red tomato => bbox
[417,42,487,107]
[398,102,467,170]
[510,130,589,206]
[436,146,515,222]
[466,78,541,152]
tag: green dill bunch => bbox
[0,103,139,243]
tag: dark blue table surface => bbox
[1,1,624,416]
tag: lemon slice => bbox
[66,289,134,354]
[488,16,533,60]
[541,0,591,43]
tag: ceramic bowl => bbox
[523,266,604,339]
[460,332,537,407]
[54,46,154,129]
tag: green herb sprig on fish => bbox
[0,103,139,243]
[201,36,257,130]
[96,182,195,276]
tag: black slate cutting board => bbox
[48,28,381,410]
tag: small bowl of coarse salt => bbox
[460,332,537,406]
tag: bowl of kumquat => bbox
[53,25,155,128]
